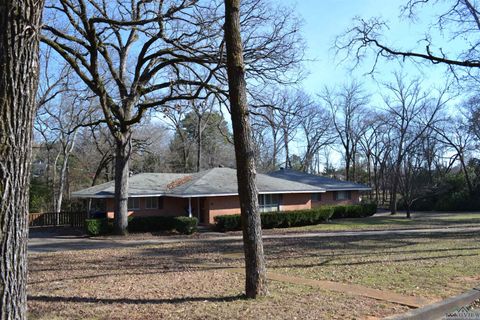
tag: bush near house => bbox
[85,216,198,236]
[215,203,378,232]
[173,216,198,235]
[128,216,198,234]
[215,206,335,232]
[331,203,377,219]
[85,218,110,236]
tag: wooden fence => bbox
[29,211,88,228]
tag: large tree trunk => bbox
[0,0,43,318]
[113,132,132,235]
[224,0,268,299]
[345,150,351,181]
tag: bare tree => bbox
[382,73,448,215]
[357,113,383,198]
[320,82,368,181]
[0,0,43,318]
[251,103,284,170]
[434,116,476,195]
[224,0,267,298]
[35,58,98,213]
[164,105,194,172]
[41,0,303,234]
[465,95,480,144]
[251,88,308,169]
[35,92,97,213]
[336,0,480,78]
[398,142,425,219]
[370,118,394,204]
[298,103,336,173]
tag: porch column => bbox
[188,197,192,218]
[197,198,200,220]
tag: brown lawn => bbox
[28,229,480,319]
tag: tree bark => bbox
[224,0,268,298]
[0,0,43,318]
[113,132,131,235]
[54,133,77,214]
[283,121,290,168]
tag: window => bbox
[258,194,280,212]
[128,198,140,210]
[145,197,158,209]
[311,193,322,202]
[335,191,351,201]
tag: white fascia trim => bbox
[169,190,326,198]
[72,193,166,199]
[73,190,327,199]
[72,194,113,199]
[325,188,372,191]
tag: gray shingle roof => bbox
[72,167,325,198]
[267,169,371,191]
[72,173,188,198]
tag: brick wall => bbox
[311,190,360,207]
[103,191,361,223]
[206,193,312,224]
[105,196,189,218]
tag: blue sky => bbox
[284,0,454,97]
[280,0,463,167]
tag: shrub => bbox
[85,218,109,236]
[214,214,242,231]
[361,203,377,217]
[331,205,346,219]
[330,203,377,219]
[174,217,198,234]
[128,216,198,234]
[214,206,334,232]
[433,191,480,211]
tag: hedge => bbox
[214,203,378,232]
[85,218,109,236]
[128,216,198,234]
[331,203,377,219]
[214,206,334,232]
[85,216,198,236]
[174,216,198,235]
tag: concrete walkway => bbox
[28,225,480,253]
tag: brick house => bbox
[267,168,371,208]
[72,167,370,224]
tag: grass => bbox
[28,242,408,320]
[262,211,480,233]
[262,231,480,300]
[28,227,480,319]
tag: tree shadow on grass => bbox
[28,263,241,285]
[28,294,246,305]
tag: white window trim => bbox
[258,194,280,213]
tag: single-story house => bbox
[267,168,371,208]
[72,167,370,224]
